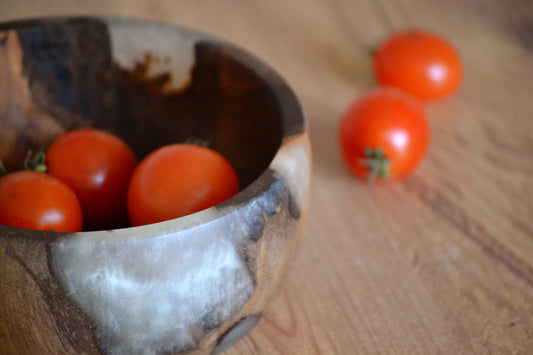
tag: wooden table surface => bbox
[1,1,532,354]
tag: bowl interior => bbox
[0,17,283,190]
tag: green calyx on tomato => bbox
[339,88,430,183]
[24,150,47,173]
[363,147,391,181]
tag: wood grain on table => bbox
[1,1,532,354]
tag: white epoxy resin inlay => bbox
[107,18,210,91]
[270,134,312,211]
[50,221,254,355]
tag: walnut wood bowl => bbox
[0,17,310,355]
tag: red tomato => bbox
[127,144,240,226]
[46,128,137,228]
[339,88,430,182]
[374,30,462,101]
[0,171,82,232]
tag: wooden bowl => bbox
[0,17,310,354]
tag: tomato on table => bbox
[46,128,137,228]
[127,143,240,226]
[339,88,430,182]
[374,29,462,101]
[0,171,82,232]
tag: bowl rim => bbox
[0,15,307,238]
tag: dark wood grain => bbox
[0,19,117,171]
[0,230,100,354]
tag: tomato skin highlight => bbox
[374,30,462,101]
[127,144,240,226]
[0,171,82,232]
[46,128,137,228]
[340,88,430,182]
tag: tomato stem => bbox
[362,147,391,182]
[24,150,47,173]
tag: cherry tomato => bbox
[339,88,430,182]
[127,144,240,226]
[46,128,137,228]
[374,30,462,101]
[0,171,82,232]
